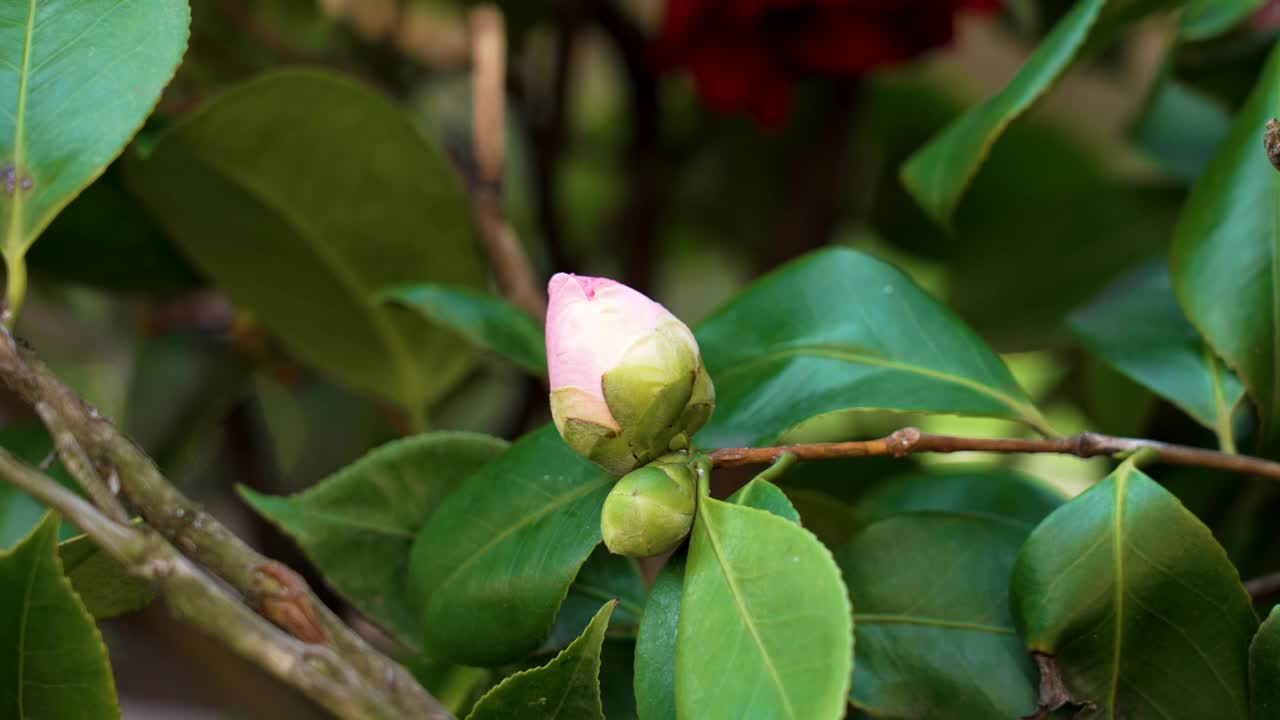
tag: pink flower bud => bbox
[546,273,714,474]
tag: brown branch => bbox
[469,5,547,322]
[708,426,1280,482]
[0,448,402,720]
[0,329,453,720]
[1246,571,1280,601]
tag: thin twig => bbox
[707,427,1280,482]
[0,448,401,720]
[1246,571,1280,601]
[0,329,453,720]
[470,5,547,322]
[33,401,129,524]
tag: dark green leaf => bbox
[126,69,486,418]
[26,165,198,292]
[0,0,190,312]
[241,431,506,646]
[1070,261,1243,437]
[410,425,614,666]
[899,0,1106,224]
[467,601,614,720]
[1131,79,1232,183]
[600,640,638,720]
[634,555,683,720]
[727,476,800,522]
[1253,606,1280,717]
[384,284,546,374]
[1180,0,1264,38]
[543,546,646,651]
[1171,41,1280,445]
[58,532,154,620]
[859,466,1065,527]
[694,248,1045,447]
[0,515,118,718]
[783,489,860,550]
[837,513,1038,718]
[1011,462,1257,717]
[675,496,852,719]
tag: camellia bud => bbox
[546,273,714,475]
[601,453,698,557]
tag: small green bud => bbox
[601,454,698,557]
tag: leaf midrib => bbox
[15,521,48,714]
[714,343,1045,430]
[425,475,612,603]
[700,500,796,719]
[3,0,37,261]
[854,613,1014,635]
[173,143,425,407]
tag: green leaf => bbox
[241,432,507,647]
[726,476,800,522]
[694,248,1044,447]
[1170,41,1280,446]
[58,532,153,620]
[410,425,614,666]
[782,489,860,550]
[600,640,638,720]
[899,0,1106,225]
[675,496,852,719]
[859,466,1065,528]
[1253,606,1280,717]
[1069,261,1244,438]
[1011,462,1257,717]
[0,515,118,719]
[125,69,486,419]
[543,546,646,651]
[839,512,1039,712]
[26,164,198,293]
[0,0,190,316]
[467,601,614,720]
[384,284,546,374]
[634,555,683,720]
[1180,0,1264,39]
[1131,79,1232,183]
[837,513,1038,718]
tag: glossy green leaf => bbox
[410,425,614,666]
[634,555,683,720]
[0,515,118,719]
[1180,0,1264,39]
[860,466,1065,528]
[126,69,486,418]
[675,496,852,719]
[467,601,614,720]
[1011,462,1257,717]
[837,513,1038,718]
[0,0,190,315]
[543,546,646,651]
[241,432,506,646]
[384,284,546,374]
[1253,606,1280,717]
[1171,41,1280,445]
[694,248,1044,447]
[1070,261,1243,437]
[899,0,1105,225]
[726,476,800,522]
[59,532,153,620]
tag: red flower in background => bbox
[655,0,999,126]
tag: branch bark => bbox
[470,5,547,322]
[708,426,1280,482]
[1246,571,1280,601]
[0,328,453,720]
